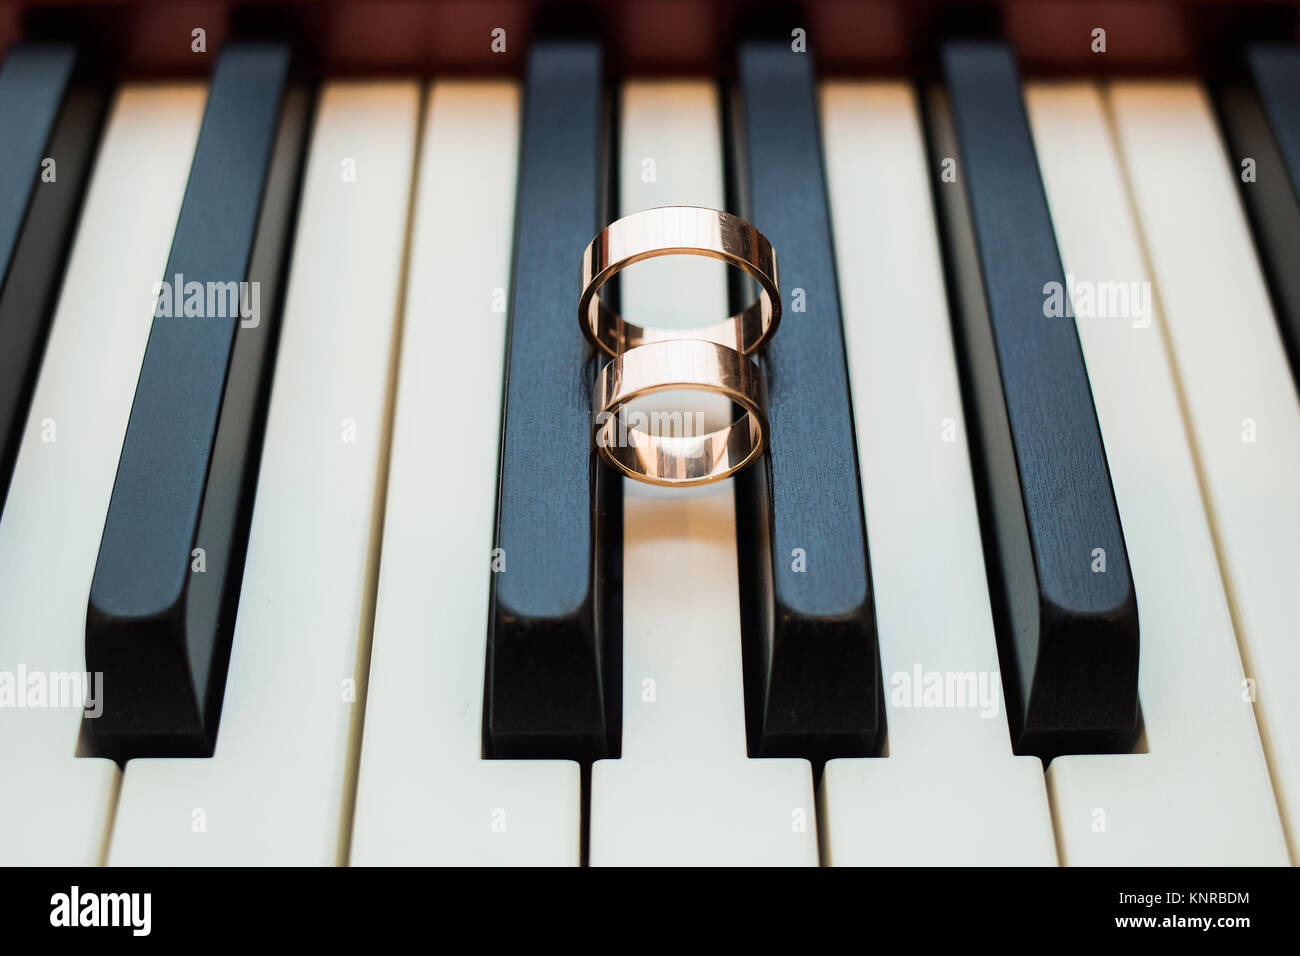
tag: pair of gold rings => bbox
[580,206,780,486]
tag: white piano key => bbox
[1027,81,1290,864]
[816,81,1057,866]
[105,82,420,865]
[349,81,581,866]
[587,81,818,867]
[0,84,206,865]
[1104,81,1300,863]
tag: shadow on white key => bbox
[815,82,1057,866]
[0,85,206,865]
[587,82,817,867]
[348,81,581,866]
[1026,81,1289,865]
[106,82,421,865]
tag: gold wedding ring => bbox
[594,339,768,486]
[579,206,781,358]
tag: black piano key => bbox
[926,41,1139,758]
[84,43,311,759]
[1215,45,1300,389]
[0,44,105,514]
[730,41,883,764]
[483,40,621,761]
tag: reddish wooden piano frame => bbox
[0,0,1298,78]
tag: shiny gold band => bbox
[579,206,781,358]
[593,339,768,486]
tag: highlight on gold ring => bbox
[592,338,769,487]
[579,205,781,358]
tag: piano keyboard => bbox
[0,27,1297,868]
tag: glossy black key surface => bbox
[927,41,1139,758]
[85,43,311,759]
[1215,45,1300,389]
[730,41,883,764]
[483,40,621,761]
[0,44,105,514]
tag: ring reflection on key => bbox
[579,205,781,358]
[594,339,769,486]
